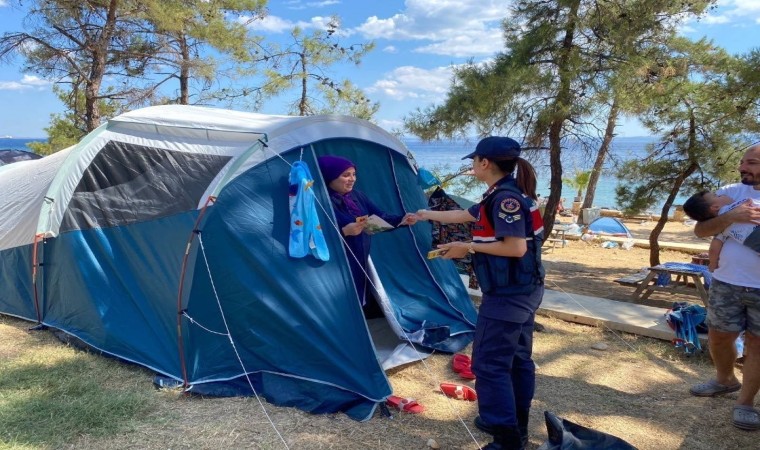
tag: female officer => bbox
[415,137,544,450]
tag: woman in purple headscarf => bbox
[318,155,417,318]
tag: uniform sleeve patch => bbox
[500,197,521,213]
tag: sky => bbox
[0,0,759,138]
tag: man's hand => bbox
[726,199,760,224]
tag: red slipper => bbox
[452,354,475,380]
[458,367,476,380]
[440,383,477,401]
[452,353,472,372]
[386,395,425,414]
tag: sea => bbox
[1,136,690,211]
[404,136,693,211]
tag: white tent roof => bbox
[0,106,415,251]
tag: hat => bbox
[462,136,521,160]
[318,155,356,183]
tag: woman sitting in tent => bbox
[318,155,418,318]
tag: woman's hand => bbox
[342,221,366,236]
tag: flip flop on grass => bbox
[451,354,476,380]
[440,383,477,401]
[386,395,425,414]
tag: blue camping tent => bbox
[586,217,632,237]
[0,105,477,421]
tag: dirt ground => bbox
[543,218,711,309]
[4,218,755,450]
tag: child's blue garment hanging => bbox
[289,160,330,261]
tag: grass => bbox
[0,317,159,449]
[0,311,755,450]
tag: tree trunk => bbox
[582,100,619,209]
[179,35,190,104]
[649,161,698,266]
[299,52,308,115]
[84,0,120,131]
[541,0,580,238]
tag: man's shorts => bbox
[706,278,760,335]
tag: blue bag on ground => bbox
[665,302,707,356]
[538,410,637,450]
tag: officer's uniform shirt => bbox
[467,181,543,323]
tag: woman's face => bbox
[471,156,487,181]
[328,167,356,194]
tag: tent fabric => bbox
[0,148,42,166]
[585,217,632,237]
[0,105,476,421]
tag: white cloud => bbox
[0,1,7,7]
[242,13,348,35]
[354,0,510,56]
[377,118,404,132]
[701,14,731,24]
[0,75,51,91]
[307,0,340,6]
[366,65,455,101]
[732,0,760,13]
[698,0,760,25]
[242,14,297,33]
[382,45,398,53]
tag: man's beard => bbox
[740,173,760,185]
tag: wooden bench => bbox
[543,238,565,253]
[630,265,708,305]
[614,271,649,287]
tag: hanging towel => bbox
[288,161,330,261]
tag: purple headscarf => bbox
[318,155,356,184]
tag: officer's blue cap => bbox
[461,136,521,160]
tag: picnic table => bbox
[629,264,709,305]
[545,224,571,251]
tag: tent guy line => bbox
[196,233,290,449]
[267,141,484,448]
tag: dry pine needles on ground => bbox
[1,221,755,449]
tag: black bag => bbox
[537,411,637,450]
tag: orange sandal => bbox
[440,383,477,401]
[386,395,425,414]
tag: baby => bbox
[683,191,760,271]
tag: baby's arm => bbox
[708,237,724,272]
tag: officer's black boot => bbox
[516,408,530,449]
[482,425,523,450]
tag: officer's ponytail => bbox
[489,156,538,201]
[515,158,538,201]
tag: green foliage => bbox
[27,86,120,155]
[562,169,591,201]
[616,39,760,217]
[402,0,715,235]
[254,16,378,118]
[140,0,266,104]
[0,0,159,131]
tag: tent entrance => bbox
[366,258,434,370]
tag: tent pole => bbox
[176,196,217,388]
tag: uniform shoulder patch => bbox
[500,197,521,213]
